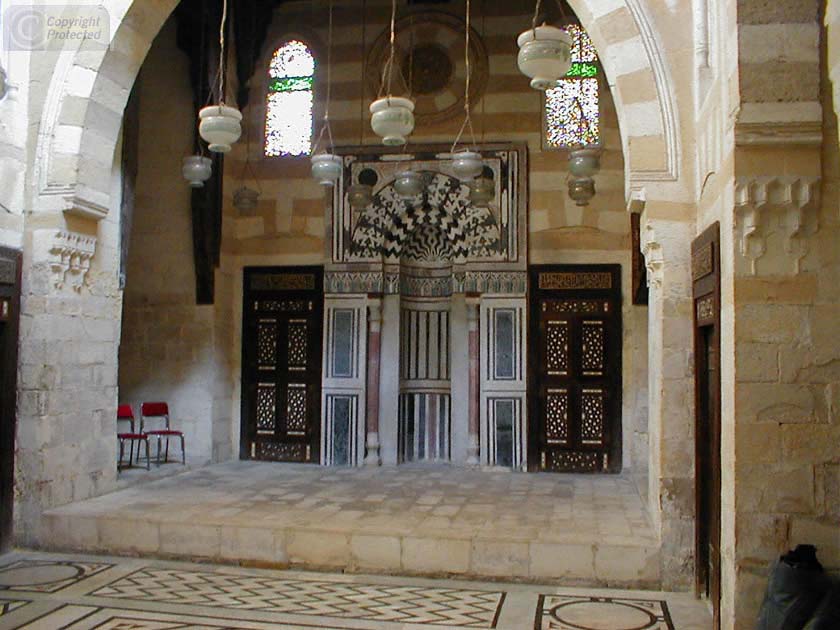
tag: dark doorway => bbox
[692,223,721,630]
[0,248,21,553]
[241,267,323,463]
[528,265,622,473]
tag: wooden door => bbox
[692,223,721,630]
[241,267,323,463]
[529,265,622,473]
[0,248,20,552]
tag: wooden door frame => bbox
[240,266,324,462]
[527,264,623,473]
[0,247,21,553]
[691,223,721,629]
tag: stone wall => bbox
[728,2,827,627]
[117,18,227,464]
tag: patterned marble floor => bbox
[0,551,711,629]
[44,462,659,586]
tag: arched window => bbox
[265,40,315,157]
[544,24,600,148]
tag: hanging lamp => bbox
[566,98,601,206]
[517,0,571,90]
[310,0,343,186]
[369,0,415,146]
[182,155,212,188]
[449,0,483,182]
[469,166,495,205]
[199,0,242,153]
[394,169,424,199]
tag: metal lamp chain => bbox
[218,0,228,104]
[314,0,336,153]
[451,0,478,153]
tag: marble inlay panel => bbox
[0,560,112,593]
[93,567,505,627]
[535,595,674,630]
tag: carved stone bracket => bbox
[734,176,820,275]
[640,219,664,289]
[34,229,97,291]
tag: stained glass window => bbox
[545,24,600,149]
[265,40,315,157]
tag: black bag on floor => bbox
[756,545,832,630]
[803,581,840,630]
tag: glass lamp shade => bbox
[469,177,495,205]
[370,96,416,146]
[233,186,260,212]
[198,104,243,153]
[311,153,343,186]
[394,170,425,198]
[568,176,596,207]
[517,25,572,90]
[451,150,484,181]
[347,183,373,210]
[568,146,602,178]
[181,155,212,188]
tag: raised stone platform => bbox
[42,462,661,588]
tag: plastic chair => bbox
[117,404,150,471]
[140,402,186,465]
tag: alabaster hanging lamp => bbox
[517,0,572,90]
[198,0,242,153]
[310,0,343,187]
[369,0,415,146]
[566,98,602,206]
[449,0,483,182]
[182,154,212,188]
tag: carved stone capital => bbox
[734,176,820,275]
[33,229,97,292]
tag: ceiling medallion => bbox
[366,12,488,125]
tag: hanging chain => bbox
[531,0,542,34]
[313,0,336,154]
[359,0,367,144]
[451,0,478,154]
[218,0,228,104]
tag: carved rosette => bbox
[734,176,820,275]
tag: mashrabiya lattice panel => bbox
[536,594,674,630]
[92,567,505,627]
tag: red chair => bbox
[117,404,150,471]
[140,402,186,465]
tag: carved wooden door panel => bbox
[241,268,323,463]
[528,266,622,473]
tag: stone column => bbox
[466,296,480,465]
[640,212,696,590]
[364,297,382,466]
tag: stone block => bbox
[737,304,809,344]
[470,540,529,577]
[159,523,221,558]
[402,537,470,574]
[99,518,159,553]
[594,545,659,585]
[529,543,595,580]
[350,534,401,571]
[737,382,815,423]
[736,343,779,382]
[220,526,277,563]
[782,424,840,464]
[286,530,350,567]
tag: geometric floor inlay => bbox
[535,595,674,630]
[0,598,29,615]
[93,567,506,628]
[0,560,112,593]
